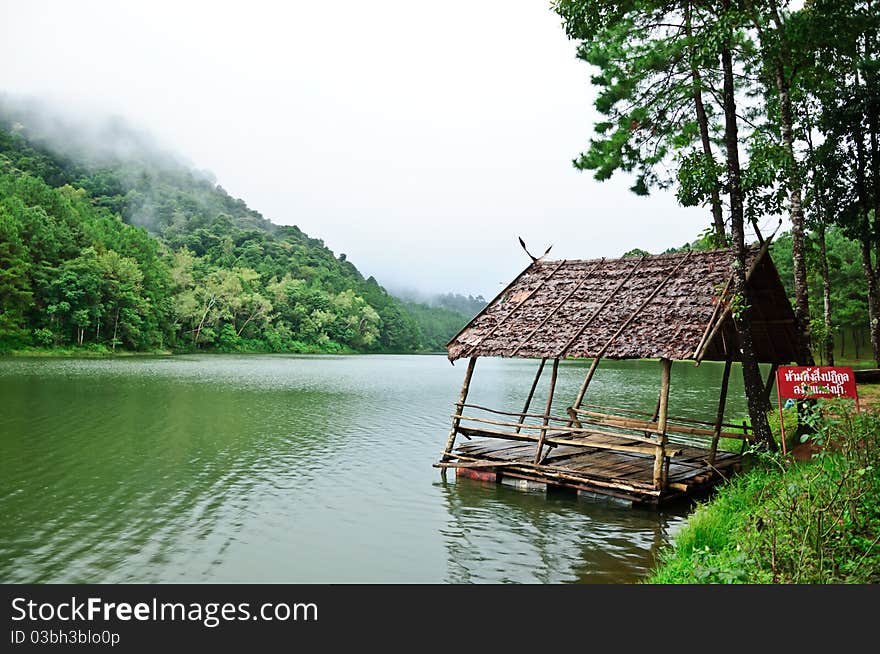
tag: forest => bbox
[554,0,879,445]
[0,104,483,354]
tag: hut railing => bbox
[452,402,686,462]
[451,400,752,490]
[569,407,753,441]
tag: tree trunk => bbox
[112,307,120,352]
[853,68,880,365]
[686,1,725,241]
[816,223,834,365]
[866,26,880,281]
[859,238,880,366]
[721,38,774,449]
[777,72,813,365]
[237,309,264,337]
[868,69,880,366]
[194,296,216,347]
[765,0,812,365]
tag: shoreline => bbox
[0,348,448,359]
[648,387,879,584]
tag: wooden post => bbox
[516,358,546,433]
[442,357,477,462]
[708,356,733,465]
[652,358,672,490]
[567,357,600,426]
[533,358,559,464]
[762,362,779,407]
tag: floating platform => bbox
[444,434,741,506]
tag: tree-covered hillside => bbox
[0,106,475,353]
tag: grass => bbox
[649,396,880,584]
[858,383,880,407]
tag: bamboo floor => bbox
[443,433,741,506]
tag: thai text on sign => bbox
[775,366,860,455]
[776,366,858,400]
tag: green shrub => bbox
[650,402,880,584]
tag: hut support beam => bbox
[568,357,600,425]
[463,261,567,359]
[516,358,546,433]
[555,257,646,360]
[695,239,774,363]
[533,358,559,464]
[708,356,733,465]
[442,357,477,463]
[762,363,779,408]
[652,358,672,490]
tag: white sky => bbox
[1,0,724,298]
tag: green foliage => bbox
[771,228,869,359]
[401,302,471,352]
[0,118,473,354]
[650,402,880,584]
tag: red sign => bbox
[775,366,860,455]
[776,366,858,400]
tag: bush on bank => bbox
[649,401,880,584]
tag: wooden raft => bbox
[436,244,794,506]
[446,434,741,506]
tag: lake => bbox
[0,354,749,583]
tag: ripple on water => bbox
[0,355,728,583]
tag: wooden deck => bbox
[444,434,741,506]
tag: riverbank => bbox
[0,343,430,358]
[648,389,880,584]
[2,346,174,358]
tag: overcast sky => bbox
[2,0,731,298]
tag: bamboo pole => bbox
[556,255,646,358]
[533,358,559,464]
[694,239,775,363]
[509,260,603,356]
[441,356,477,462]
[574,403,752,432]
[571,411,749,440]
[439,452,660,495]
[445,261,536,349]
[453,414,664,445]
[652,358,673,490]
[762,362,779,407]
[568,357,601,425]
[461,402,570,422]
[692,275,733,361]
[455,424,681,456]
[561,251,692,363]
[566,253,693,427]
[461,261,567,359]
[708,356,733,465]
[516,358,546,433]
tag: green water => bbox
[0,354,748,583]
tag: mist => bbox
[0,0,741,298]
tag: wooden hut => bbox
[434,243,799,505]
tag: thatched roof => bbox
[447,245,799,364]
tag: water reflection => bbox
[438,476,684,584]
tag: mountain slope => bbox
[0,103,473,353]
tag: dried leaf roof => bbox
[447,246,799,364]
